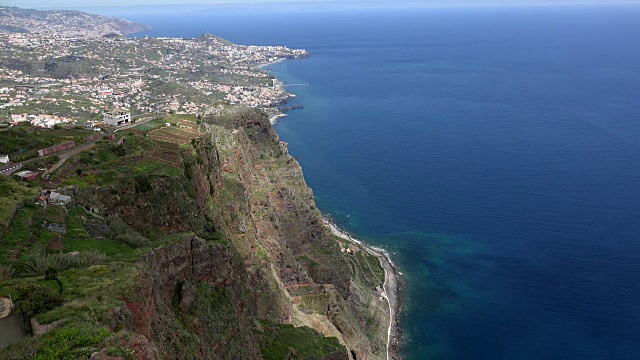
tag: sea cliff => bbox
[0,107,399,359]
[0,8,399,356]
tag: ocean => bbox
[113,5,640,359]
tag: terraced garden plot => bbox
[177,120,199,131]
[146,142,183,167]
[148,126,200,145]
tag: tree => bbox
[14,282,63,331]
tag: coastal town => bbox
[0,10,308,130]
[0,7,309,198]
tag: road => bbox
[327,222,400,360]
[42,133,104,177]
[0,133,104,177]
[1,112,168,177]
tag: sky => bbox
[3,0,640,9]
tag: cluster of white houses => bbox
[8,114,76,129]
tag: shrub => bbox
[18,251,107,277]
[114,232,149,248]
[14,282,63,322]
[133,175,152,193]
[110,144,125,157]
[106,346,136,360]
[106,216,129,240]
[80,152,92,165]
[0,264,15,281]
[106,216,149,248]
[35,323,110,360]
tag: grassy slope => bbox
[0,176,38,228]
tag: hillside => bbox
[0,110,394,359]
[0,6,149,37]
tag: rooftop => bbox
[14,170,35,177]
[104,110,129,116]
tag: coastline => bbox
[324,218,402,360]
[269,113,287,125]
[257,57,286,69]
[263,54,402,359]
[259,58,296,125]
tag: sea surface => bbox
[114,5,640,359]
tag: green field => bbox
[0,177,38,229]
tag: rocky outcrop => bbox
[125,236,263,359]
[90,335,159,360]
[88,175,209,237]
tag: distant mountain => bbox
[0,6,150,37]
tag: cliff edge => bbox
[0,108,395,359]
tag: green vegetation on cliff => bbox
[0,108,386,359]
[256,320,345,360]
[0,177,38,228]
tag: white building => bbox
[0,155,9,164]
[49,191,73,206]
[103,110,131,126]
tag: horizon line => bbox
[11,1,640,11]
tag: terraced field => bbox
[147,142,183,167]
[146,116,201,166]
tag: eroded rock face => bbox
[88,175,206,235]
[183,137,223,214]
[84,109,388,359]
[200,109,390,359]
[126,236,262,359]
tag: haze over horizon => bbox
[4,0,640,9]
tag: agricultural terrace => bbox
[142,114,202,167]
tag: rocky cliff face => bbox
[191,107,391,359]
[125,109,389,359]
[0,108,388,360]
[127,236,263,359]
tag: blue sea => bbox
[112,5,640,359]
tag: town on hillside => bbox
[0,31,308,129]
